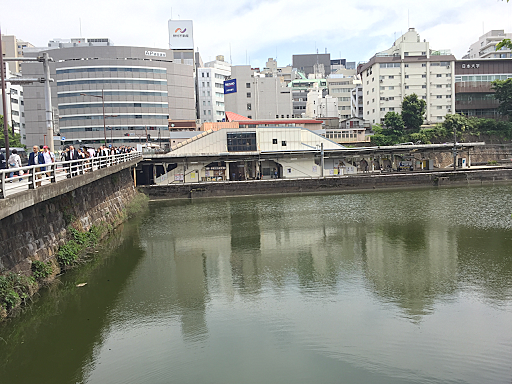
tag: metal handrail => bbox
[0,151,141,199]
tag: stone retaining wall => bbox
[140,168,512,200]
[0,168,136,274]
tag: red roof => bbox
[225,111,253,122]
[238,119,323,125]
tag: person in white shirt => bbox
[8,149,23,181]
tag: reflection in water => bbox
[1,185,512,384]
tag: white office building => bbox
[197,55,231,123]
[358,28,456,125]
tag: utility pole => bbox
[0,27,10,158]
[453,127,457,171]
[42,52,55,153]
[320,143,324,177]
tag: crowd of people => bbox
[1,144,137,182]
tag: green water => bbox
[1,185,512,384]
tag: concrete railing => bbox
[0,151,141,199]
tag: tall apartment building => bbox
[197,55,231,123]
[463,30,512,59]
[289,77,327,118]
[358,28,456,125]
[327,68,361,120]
[224,65,292,120]
[1,35,34,73]
[22,43,195,148]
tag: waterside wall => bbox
[140,168,512,200]
[0,168,137,274]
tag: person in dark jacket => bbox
[28,145,45,186]
[0,152,5,170]
[65,145,80,177]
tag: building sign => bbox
[145,51,167,57]
[168,20,194,50]
[224,79,237,94]
[461,63,480,69]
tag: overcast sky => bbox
[2,0,511,68]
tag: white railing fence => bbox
[0,151,141,199]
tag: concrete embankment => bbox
[140,167,512,200]
[0,167,138,274]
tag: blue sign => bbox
[61,137,66,141]
[224,79,237,94]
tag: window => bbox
[273,139,278,144]
[389,107,395,111]
[422,74,426,78]
[202,101,205,106]
[405,64,409,67]
[202,73,205,77]
[437,74,442,77]
[247,115,252,119]
[247,103,252,110]
[389,75,394,79]
[436,85,442,88]
[405,86,409,89]
[207,82,210,87]
[380,108,385,111]
[422,85,426,88]
[247,92,251,98]
[372,88,374,92]
[372,109,375,113]
[422,52,426,55]
[404,52,409,56]
[405,75,409,78]
[422,63,426,67]
[446,74,451,77]
[388,86,394,90]
[206,73,209,77]
[446,95,451,98]
[246,82,251,88]
[281,141,287,146]
[227,132,257,152]
[388,97,394,100]
[446,84,451,88]
[437,106,443,109]
[437,95,442,99]
[202,82,205,87]
[422,96,426,99]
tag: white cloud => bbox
[1,0,511,67]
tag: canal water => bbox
[1,185,512,384]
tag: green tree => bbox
[492,78,512,120]
[383,111,405,136]
[401,94,426,132]
[443,114,468,141]
[0,116,23,148]
[496,1,511,50]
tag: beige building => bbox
[224,65,292,120]
[1,35,34,73]
[359,28,456,125]
[463,30,512,59]
[327,68,361,120]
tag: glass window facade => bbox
[57,79,167,86]
[60,114,169,121]
[227,132,257,152]
[58,91,168,98]
[57,67,166,74]
[59,102,168,110]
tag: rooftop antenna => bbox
[408,9,410,29]
[230,43,232,65]
[171,8,172,19]
[79,18,82,38]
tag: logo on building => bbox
[461,63,480,69]
[173,28,189,38]
[145,51,167,57]
[224,79,237,94]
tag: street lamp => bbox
[80,90,106,145]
